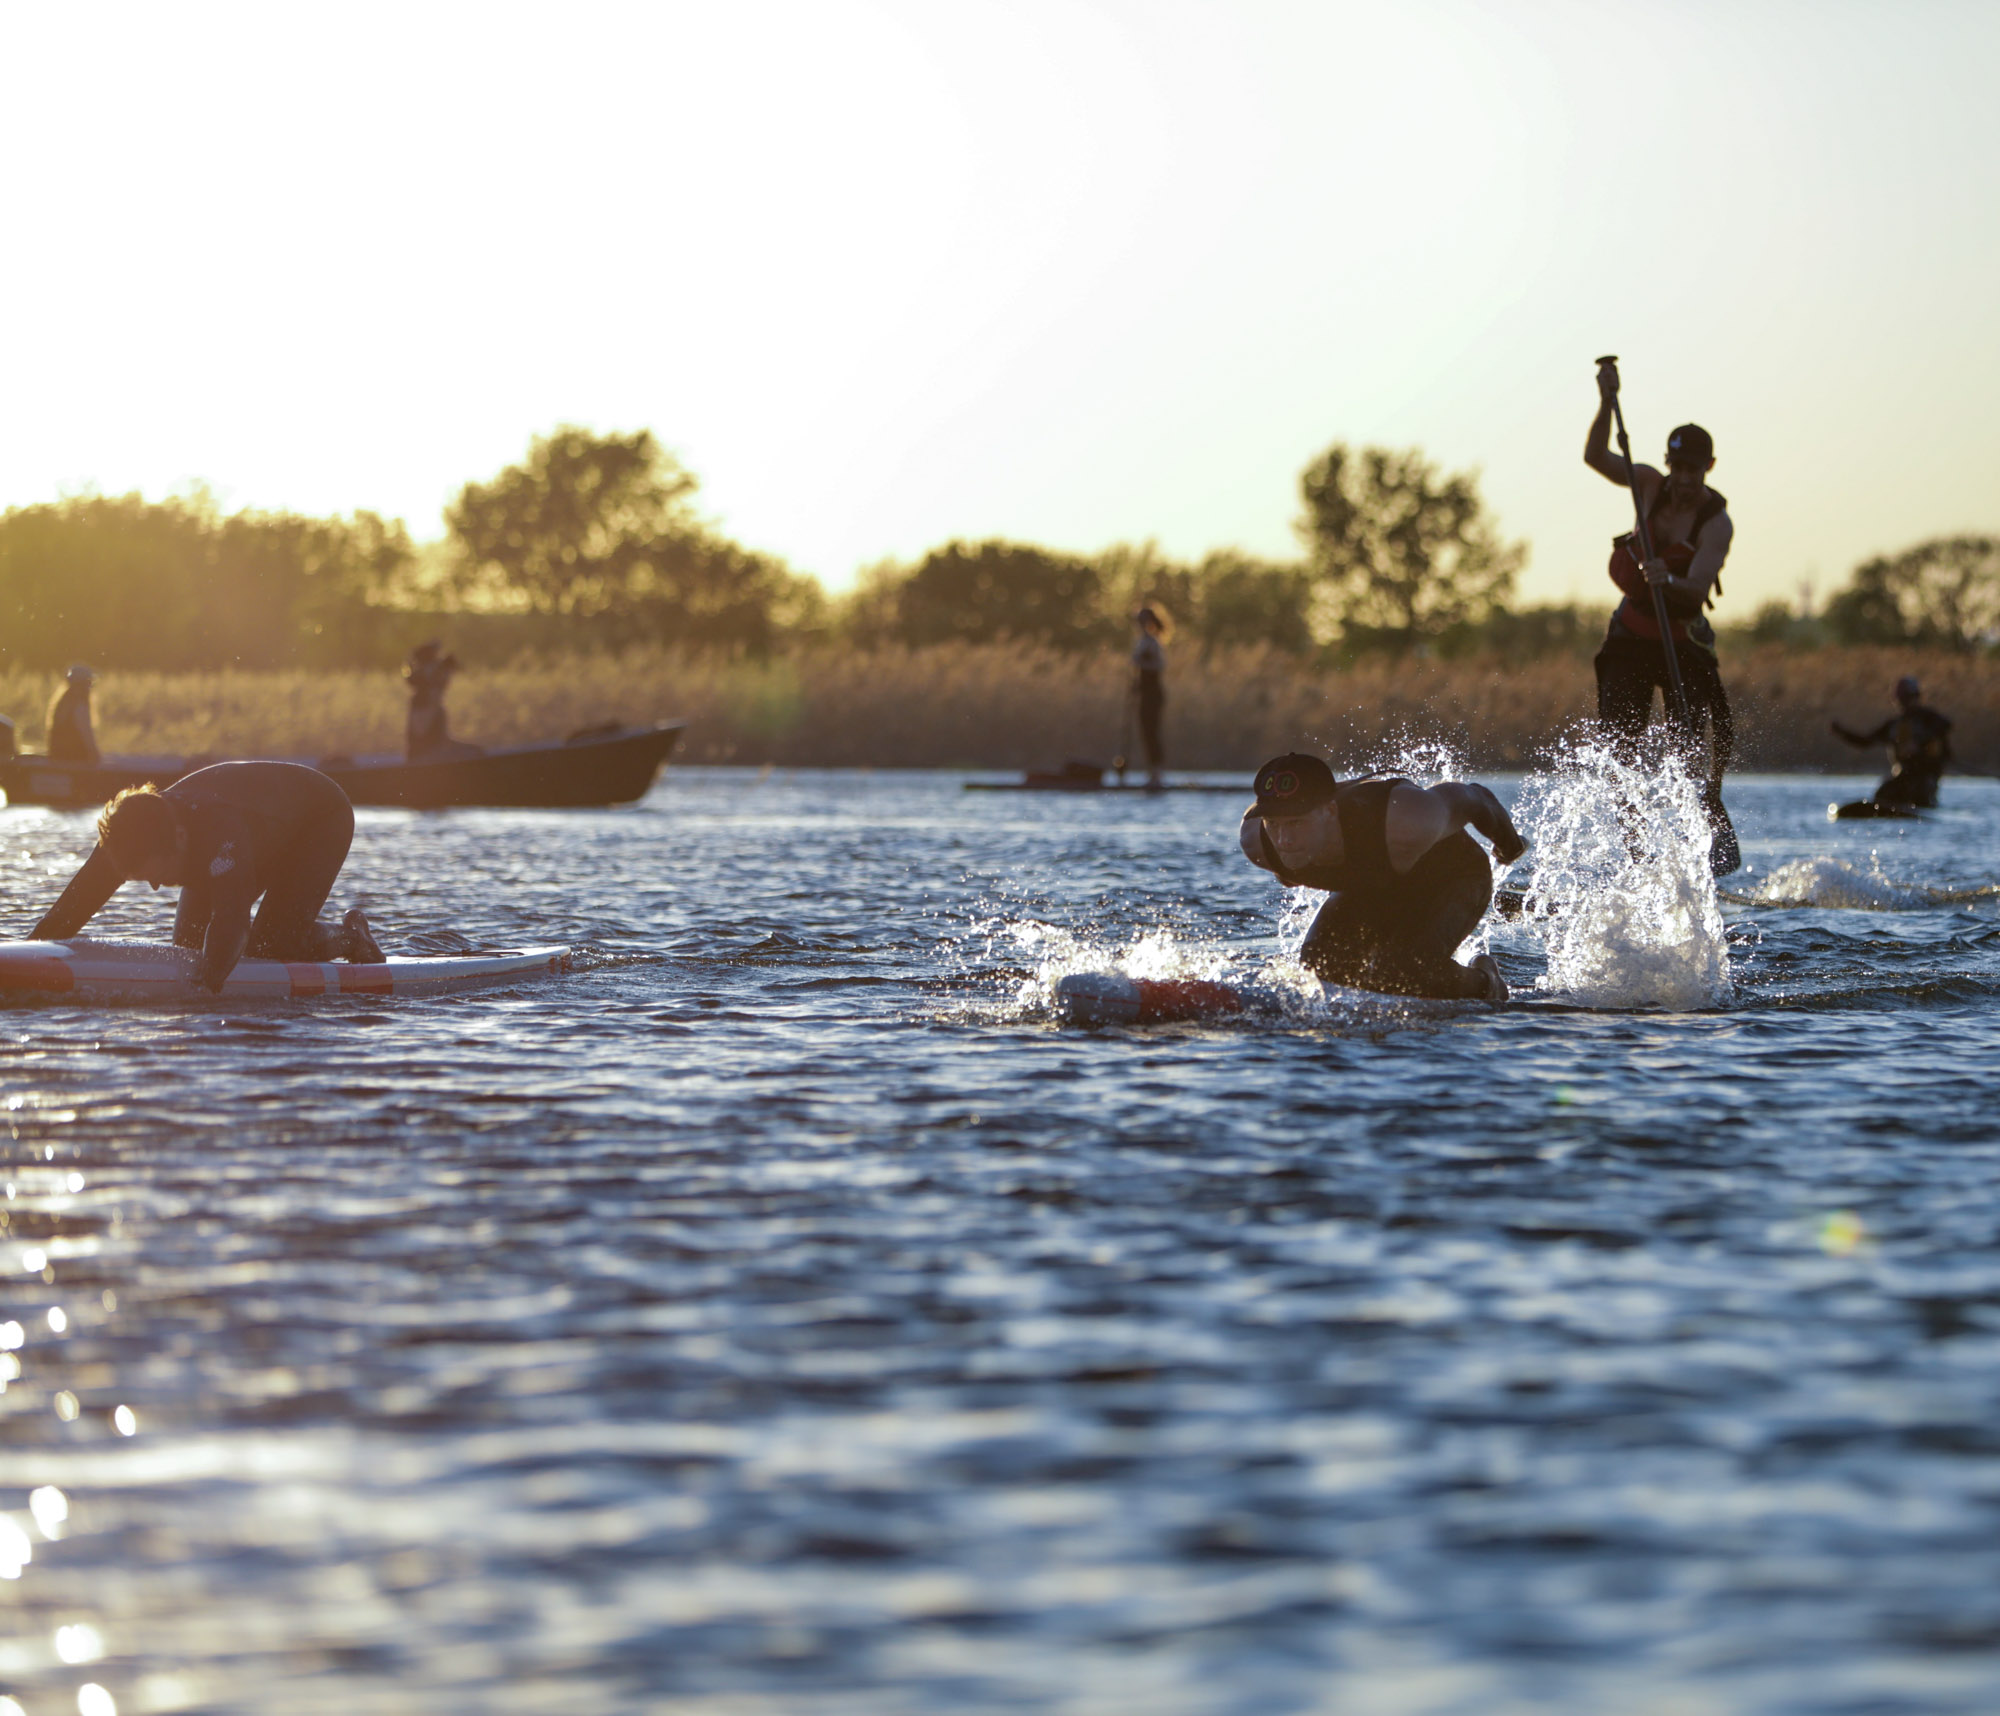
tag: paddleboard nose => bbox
[1055,972,1245,1026]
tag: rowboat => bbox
[0,722,685,810]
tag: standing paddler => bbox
[1585,357,1740,875]
[1129,605,1169,791]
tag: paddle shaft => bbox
[1597,357,1690,727]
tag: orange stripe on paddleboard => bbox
[286,964,329,997]
[337,965,396,994]
[0,956,77,993]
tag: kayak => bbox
[0,939,574,1002]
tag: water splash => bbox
[1745,856,1925,910]
[990,919,1328,1025]
[1736,856,2000,911]
[1512,741,1731,1010]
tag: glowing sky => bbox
[3,0,1995,613]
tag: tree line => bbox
[2,426,1994,671]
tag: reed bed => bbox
[3,644,1994,774]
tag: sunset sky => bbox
[3,0,1995,614]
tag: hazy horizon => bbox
[4,0,1995,616]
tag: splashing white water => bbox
[1512,741,1731,1010]
[992,919,1328,1025]
[1745,856,1925,910]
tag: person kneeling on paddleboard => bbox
[29,761,386,993]
[1832,675,1953,810]
[1241,754,1524,1002]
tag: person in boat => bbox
[1832,676,1952,809]
[1240,752,1524,1002]
[28,761,385,993]
[1585,364,1737,867]
[404,641,481,761]
[1130,605,1170,790]
[45,664,100,765]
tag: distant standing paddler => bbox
[46,664,100,765]
[1586,359,1738,873]
[1130,605,1169,790]
[1833,676,1953,809]
[1240,753,1524,1002]
[404,641,481,762]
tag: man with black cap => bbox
[1239,754,1525,1001]
[1833,676,1953,809]
[1585,363,1736,867]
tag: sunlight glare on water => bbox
[6,768,2000,1714]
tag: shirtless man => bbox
[1240,752,1525,1001]
[1585,361,1738,870]
[30,761,385,993]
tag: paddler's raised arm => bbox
[1585,361,1635,486]
[31,844,125,941]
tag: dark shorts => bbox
[1300,833,1494,999]
[1595,636,1734,768]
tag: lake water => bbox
[7,761,2000,1715]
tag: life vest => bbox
[1607,484,1728,642]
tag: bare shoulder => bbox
[1385,780,1452,834]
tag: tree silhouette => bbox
[885,540,1109,650]
[446,426,807,649]
[1296,444,1523,651]
[445,427,700,617]
[1823,535,2000,650]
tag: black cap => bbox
[1253,753,1336,819]
[1666,423,1713,465]
[1895,675,1920,702]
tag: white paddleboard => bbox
[0,939,573,1001]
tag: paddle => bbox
[1596,356,1689,728]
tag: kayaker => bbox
[1131,606,1169,790]
[1585,364,1737,859]
[1832,676,1952,809]
[1240,752,1524,1001]
[29,761,385,993]
[404,641,480,761]
[46,664,100,765]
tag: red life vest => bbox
[1606,485,1728,642]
